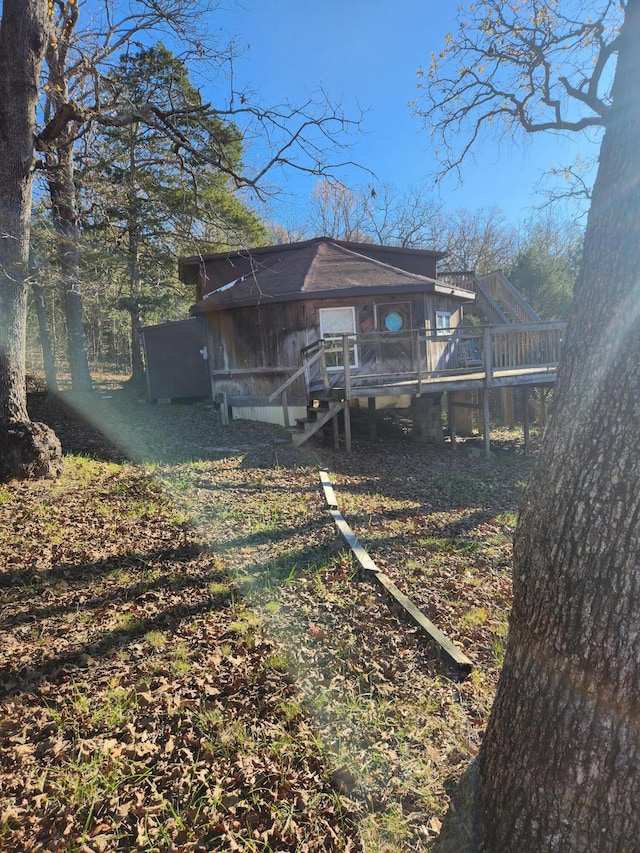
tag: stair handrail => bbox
[469,279,511,324]
[267,340,328,429]
[476,271,542,323]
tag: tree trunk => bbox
[474,2,640,849]
[127,127,145,383]
[0,1,62,481]
[130,308,145,382]
[47,140,93,392]
[30,280,58,393]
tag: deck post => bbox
[217,391,230,426]
[449,393,457,445]
[414,332,423,395]
[483,325,493,386]
[320,347,330,395]
[332,412,340,450]
[523,386,530,451]
[342,335,352,400]
[540,388,548,427]
[483,388,491,458]
[341,334,353,452]
[501,387,515,428]
[368,397,377,439]
[344,401,352,452]
[281,389,290,429]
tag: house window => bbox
[377,302,411,333]
[319,307,358,370]
[383,311,404,332]
[435,310,452,335]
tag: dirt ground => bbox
[0,379,533,851]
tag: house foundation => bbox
[410,394,443,444]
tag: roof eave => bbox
[190,282,475,314]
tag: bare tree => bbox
[36,1,363,388]
[439,206,518,274]
[1,0,363,478]
[307,178,447,249]
[429,2,640,848]
[414,0,623,206]
[308,179,371,241]
[0,0,62,480]
[361,182,446,249]
[41,0,92,390]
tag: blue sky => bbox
[210,0,594,230]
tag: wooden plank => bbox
[320,470,338,508]
[321,474,473,678]
[292,403,344,448]
[330,509,380,573]
[210,367,297,377]
[450,401,481,410]
[373,571,473,676]
[343,401,352,453]
[367,397,377,439]
[483,388,491,459]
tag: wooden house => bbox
[180,237,477,426]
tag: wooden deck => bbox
[260,322,567,454]
[305,321,566,401]
[320,365,557,400]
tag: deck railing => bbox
[263,322,566,427]
[312,322,566,397]
[488,321,565,370]
[267,338,329,426]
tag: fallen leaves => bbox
[0,384,535,850]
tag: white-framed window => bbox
[435,310,452,336]
[319,306,358,370]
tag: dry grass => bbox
[0,381,535,850]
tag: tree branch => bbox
[414,0,623,195]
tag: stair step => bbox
[310,392,343,403]
[283,399,345,447]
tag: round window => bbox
[384,311,404,331]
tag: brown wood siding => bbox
[423,293,467,332]
[205,291,468,402]
[305,294,431,386]
[206,302,308,402]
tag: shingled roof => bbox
[190,238,472,312]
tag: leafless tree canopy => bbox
[413,0,625,199]
[36,0,365,200]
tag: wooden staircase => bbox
[285,396,345,447]
[473,271,542,325]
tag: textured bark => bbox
[30,280,58,393]
[0,1,63,479]
[127,140,145,383]
[47,140,93,392]
[0,421,62,481]
[477,2,640,850]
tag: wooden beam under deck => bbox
[313,365,558,401]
